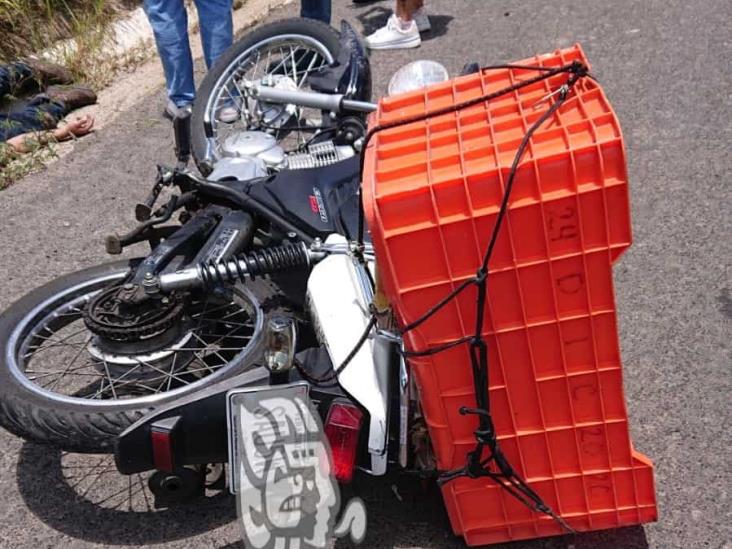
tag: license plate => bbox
[226,382,311,495]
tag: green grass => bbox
[0,0,145,187]
[0,1,141,86]
[2,1,106,59]
[0,139,58,190]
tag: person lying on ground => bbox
[0,59,97,148]
[3,114,95,155]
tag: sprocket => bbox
[82,284,185,342]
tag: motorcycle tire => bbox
[0,259,289,453]
[191,18,344,175]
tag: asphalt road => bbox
[0,0,730,548]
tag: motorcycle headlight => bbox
[387,60,449,96]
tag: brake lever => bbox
[107,193,184,254]
[136,165,175,221]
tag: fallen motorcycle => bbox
[0,18,657,547]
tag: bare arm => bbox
[5,115,95,154]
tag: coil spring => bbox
[198,242,310,287]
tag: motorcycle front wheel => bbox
[0,259,285,453]
[191,17,344,174]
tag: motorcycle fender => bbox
[306,237,389,475]
[307,21,372,103]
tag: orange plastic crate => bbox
[362,44,657,545]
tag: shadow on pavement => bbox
[336,473,649,549]
[16,441,650,548]
[16,442,236,545]
[354,5,392,35]
[354,5,453,40]
[420,16,454,41]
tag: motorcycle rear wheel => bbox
[0,259,285,453]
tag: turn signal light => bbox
[264,316,297,372]
[324,401,363,484]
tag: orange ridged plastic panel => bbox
[362,44,657,545]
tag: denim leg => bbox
[144,0,195,106]
[0,115,24,141]
[0,62,34,99]
[193,0,233,70]
[300,0,331,24]
[0,96,65,141]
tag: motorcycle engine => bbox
[208,130,283,181]
[209,129,355,181]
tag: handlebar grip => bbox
[173,109,192,163]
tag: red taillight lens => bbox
[151,428,174,472]
[324,402,363,484]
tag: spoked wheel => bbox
[191,18,343,173]
[0,260,282,453]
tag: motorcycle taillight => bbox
[324,401,363,484]
[151,428,175,473]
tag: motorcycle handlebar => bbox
[246,82,377,114]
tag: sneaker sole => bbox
[368,36,421,50]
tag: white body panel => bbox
[306,236,388,475]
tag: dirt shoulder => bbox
[1,0,293,187]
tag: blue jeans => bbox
[301,0,331,24]
[0,63,66,142]
[144,0,233,107]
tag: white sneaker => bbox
[414,7,431,32]
[365,15,421,50]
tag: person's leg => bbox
[0,66,13,99]
[194,0,234,70]
[193,0,237,122]
[144,0,195,106]
[365,0,421,50]
[0,115,24,142]
[395,0,424,21]
[0,62,34,98]
[0,95,65,141]
[300,0,331,24]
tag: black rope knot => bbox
[474,267,488,285]
[569,60,589,77]
[465,448,485,478]
[460,406,498,447]
[474,427,496,446]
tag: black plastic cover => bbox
[308,21,372,104]
[244,156,364,240]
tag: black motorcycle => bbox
[0,19,389,474]
[0,17,602,542]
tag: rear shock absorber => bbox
[200,242,310,286]
[158,242,311,292]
